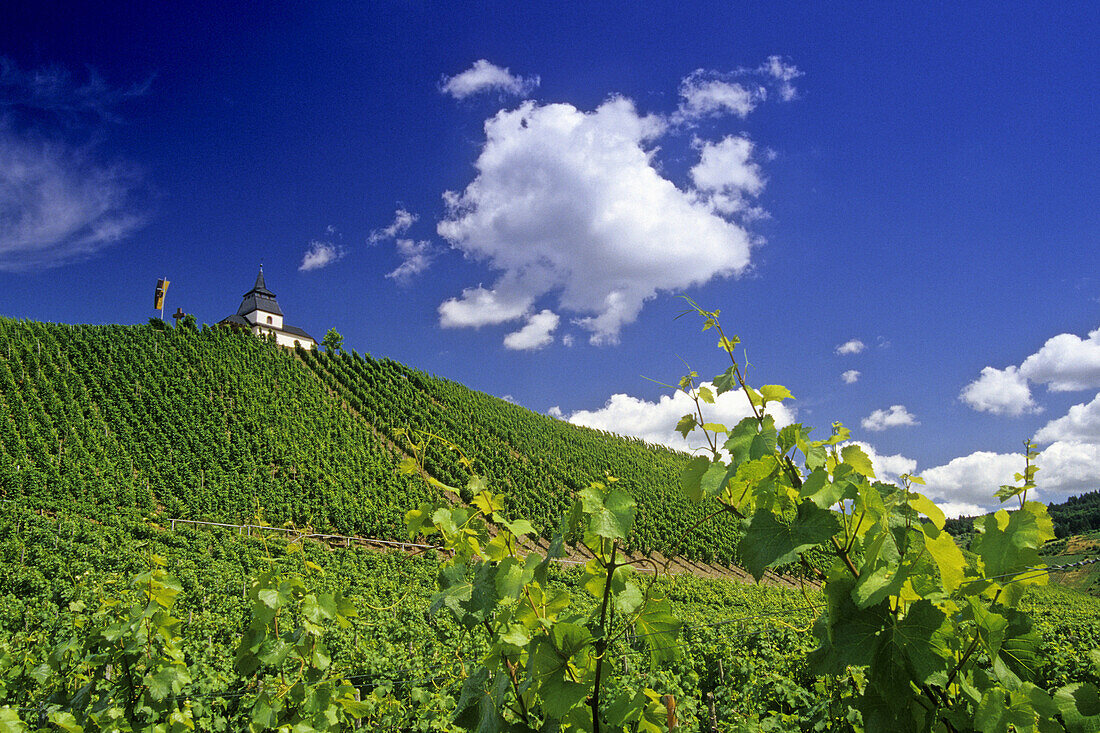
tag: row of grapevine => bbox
[3,498,1099,730]
[302,348,747,564]
[0,318,437,537]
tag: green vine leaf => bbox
[740,501,841,581]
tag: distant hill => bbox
[944,489,1100,540]
[1048,490,1100,537]
[0,318,743,564]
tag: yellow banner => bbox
[154,279,169,310]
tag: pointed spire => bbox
[241,265,276,300]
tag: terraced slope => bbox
[300,349,746,563]
[0,318,432,536]
[0,318,744,563]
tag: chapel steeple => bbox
[218,266,316,349]
[249,266,274,297]
[237,266,283,318]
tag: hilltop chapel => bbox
[218,268,317,349]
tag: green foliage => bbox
[3,494,1100,730]
[0,318,433,537]
[404,439,680,731]
[6,313,1100,731]
[674,299,1099,731]
[300,345,756,568]
[1040,491,1100,540]
[321,329,344,354]
[20,554,196,731]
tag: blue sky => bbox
[2,2,1098,515]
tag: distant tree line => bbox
[945,488,1100,539]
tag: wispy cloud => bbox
[386,238,435,283]
[758,55,803,102]
[368,207,416,243]
[841,369,861,384]
[370,208,437,283]
[672,57,803,124]
[0,56,153,124]
[0,126,147,271]
[298,225,346,271]
[0,58,151,271]
[675,70,763,121]
[440,60,539,100]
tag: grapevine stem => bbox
[488,621,530,726]
[691,389,718,458]
[830,536,860,578]
[591,543,618,733]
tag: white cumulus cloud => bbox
[439,286,532,328]
[835,339,865,355]
[299,239,343,271]
[841,370,861,384]
[861,405,918,432]
[437,96,762,345]
[503,309,559,351]
[675,70,763,121]
[937,501,990,519]
[440,60,539,100]
[922,451,1022,509]
[1018,327,1100,392]
[961,326,1100,416]
[565,382,795,454]
[1034,441,1100,499]
[690,135,766,216]
[1036,393,1100,443]
[959,365,1039,416]
[922,439,1100,512]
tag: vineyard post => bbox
[717,656,725,684]
[661,694,677,731]
[705,692,718,733]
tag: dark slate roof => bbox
[219,314,251,328]
[220,269,315,344]
[237,267,283,316]
[247,268,276,298]
[281,324,316,342]
[218,314,315,344]
[237,293,283,317]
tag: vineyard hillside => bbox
[0,317,740,564]
[4,317,1100,730]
